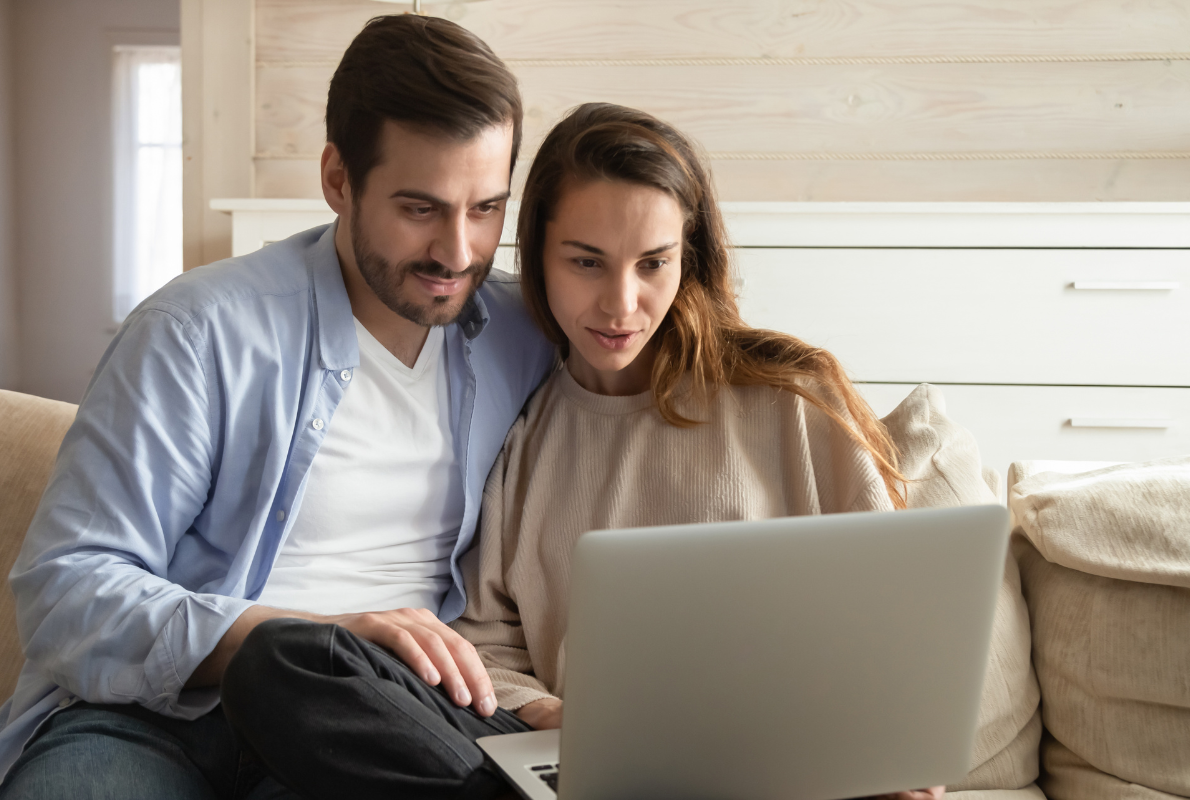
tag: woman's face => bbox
[543,180,684,396]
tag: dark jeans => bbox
[0,701,296,800]
[220,618,533,800]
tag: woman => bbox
[451,103,942,799]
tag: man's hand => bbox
[186,604,498,717]
[515,697,563,730]
[329,607,497,716]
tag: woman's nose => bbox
[601,270,639,318]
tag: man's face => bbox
[343,121,513,327]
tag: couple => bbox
[0,14,938,800]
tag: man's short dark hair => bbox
[326,14,523,193]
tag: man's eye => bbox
[473,204,498,215]
[407,206,434,217]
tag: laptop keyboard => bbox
[529,762,560,794]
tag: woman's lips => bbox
[588,328,641,351]
[413,272,466,297]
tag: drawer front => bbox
[735,248,1190,386]
[859,383,1190,481]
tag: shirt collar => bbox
[309,220,493,367]
[457,291,490,341]
[309,221,359,371]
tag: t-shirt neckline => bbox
[353,318,444,380]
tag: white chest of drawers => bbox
[726,202,1190,479]
[213,199,1190,479]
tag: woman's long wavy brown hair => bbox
[517,103,905,507]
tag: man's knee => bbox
[229,617,331,675]
[221,618,332,717]
[0,706,217,800]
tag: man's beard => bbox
[351,214,493,328]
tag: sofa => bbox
[0,390,76,701]
[1,385,1187,798]
[884,385,1190,799]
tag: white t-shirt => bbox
[258,319,464,616]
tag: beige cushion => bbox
[1042,735,1185,800]
[880,384,1041,794]
[1009,458,1190,799]
[1010,457,1190,589]
[0,390,77,701]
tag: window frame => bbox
[111,37,183,324]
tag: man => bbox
[0,15,553,798]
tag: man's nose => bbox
[429,213,473,273]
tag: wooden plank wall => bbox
[253,0,1190,201]
[183,0,254,269]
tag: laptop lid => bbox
[557,504,1009,800]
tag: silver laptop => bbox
[478,504,1009,800]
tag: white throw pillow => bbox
[880,384,1041,794]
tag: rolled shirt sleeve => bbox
[10,306,255,718]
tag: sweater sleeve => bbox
[790,381,897,515]
[847,474,896,513]
[450,416,556,711]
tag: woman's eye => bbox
[574,258,599,269]
[642,259,668,270]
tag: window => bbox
[112,46,182,322]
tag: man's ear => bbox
[321,142,352,216]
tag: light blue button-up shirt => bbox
[0,223,555,778]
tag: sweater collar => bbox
[554,363,656,415]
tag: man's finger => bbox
[411,625,472,708]
[373,623,441,686]
[442,632,496,715]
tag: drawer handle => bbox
[1070,281,1180,291]
[1069,418,1173,429]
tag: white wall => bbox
[0,0,18,390]
[14,0,179,403]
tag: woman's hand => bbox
[515,697,563,730]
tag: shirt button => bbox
[340,369,351,382]
[312,418,324,430]
[276,510,286,522]
[58,697,72,709]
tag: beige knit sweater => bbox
[450,365,894,711]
